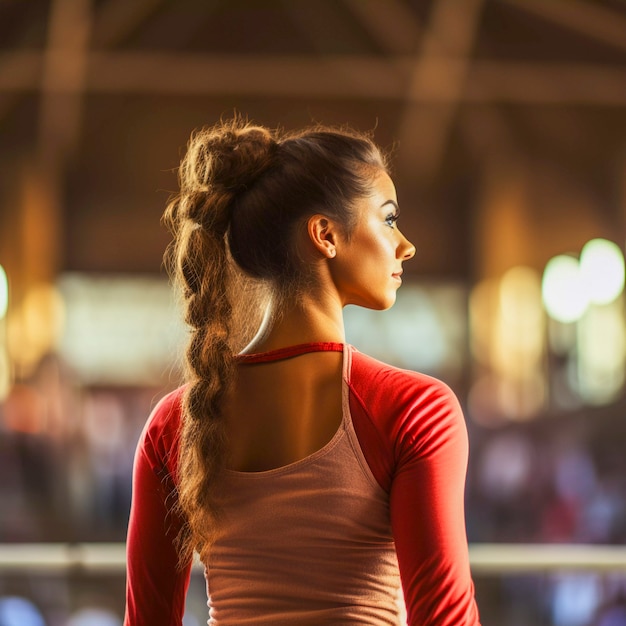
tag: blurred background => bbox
[1,0,625,624]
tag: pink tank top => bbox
[205,345,402,625]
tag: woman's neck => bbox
[242,291,345,354]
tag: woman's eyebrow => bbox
[381,199,399,212]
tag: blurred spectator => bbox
[0,596,46,626]
[594,603,626,626]
[66,608,121,626]
[550,574,602,626]
[0,384,59,540]
[81,392,130,533]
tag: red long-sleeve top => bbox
[124,343,480,625]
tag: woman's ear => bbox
[307,214,338,259]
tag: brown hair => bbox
[163,115,387,562]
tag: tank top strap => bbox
[236,342,345,364]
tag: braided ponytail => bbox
[163,117,275,561]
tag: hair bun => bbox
[181,118,277,195]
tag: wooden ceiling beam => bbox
[0,51,625,105]
[39,0,91,169]
[501,0,626,54]
[396,0,486,182]
[92,0,165,48]
[341,0,422,54]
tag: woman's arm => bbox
[348,350,480,625]
[124,392,192,626]
[389,383,479,625]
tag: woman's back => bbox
[225,349,344,472]
[207,343,402,625]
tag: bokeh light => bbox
[579,238,625,305]
[578,298,626,404]
[6,283,66,376]
[499,266,544,353]
[0,596,46,626]
[0,264,8,319]
[469,267,546,423]
[344,283,466,377]
[469,278,498,368]
[0,350,9,402]
[542,255,588,323]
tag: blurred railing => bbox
[1,543,626,574]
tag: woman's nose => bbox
[399,233,416,260]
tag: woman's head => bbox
[166,116,389,302]
[321,168,415,310]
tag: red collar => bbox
[236,342,344,364]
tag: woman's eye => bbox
[385,213,399,228]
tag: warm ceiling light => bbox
[0,265,8,320]
[580,238,625,306]
[542,255,588,323]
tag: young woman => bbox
[124,117,480,625]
